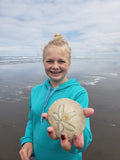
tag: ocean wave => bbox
[109,72,118,76]
[0,56,42,64]
[80,71,119,86]
[80,76,107,86]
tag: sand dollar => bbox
[48,98,86,140]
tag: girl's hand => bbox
[42,108,94,151]
[19,142,33,160]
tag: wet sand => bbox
[0,100,29,160]
[83,76,120,160]
[0,76,120,160]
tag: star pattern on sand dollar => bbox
[52,104,76,132]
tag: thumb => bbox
[83,108,94,118]
[41,113,48,122]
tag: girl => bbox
[19,34,94,160]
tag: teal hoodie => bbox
[20,79,92,160]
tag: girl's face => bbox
[43,46,71,87]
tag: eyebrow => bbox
[46,57,66,60]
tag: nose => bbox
[52,61,59,69]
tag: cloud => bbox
[0,0,120,57]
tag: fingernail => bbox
[74,135,77,140]
[42,116,45,119]
[61,134,66,140]
[48,131,52,134]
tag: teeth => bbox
[52,72,59,74]
[51,71,61,74]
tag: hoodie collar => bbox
[44,78,80,90]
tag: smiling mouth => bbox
[50,71,62,74]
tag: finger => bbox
[83,108,94,118]
[47,126,58,140]
[19,150,24,160]
[60,133,72,151]
[41,113,48,122]
[19,149,29,160]
[27,149,33,159]
[73,133,84,150]
[22,151,29,160]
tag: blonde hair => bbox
[43,33,71,60]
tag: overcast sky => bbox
[0,0,120,57]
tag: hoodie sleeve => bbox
[20,91,33,147]
[70,88,92,154]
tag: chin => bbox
[51,78,61,82]
[50,74,62,81]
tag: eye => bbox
[46,60,53,63]
[58,60,65,63]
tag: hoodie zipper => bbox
[41,86,59,124]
